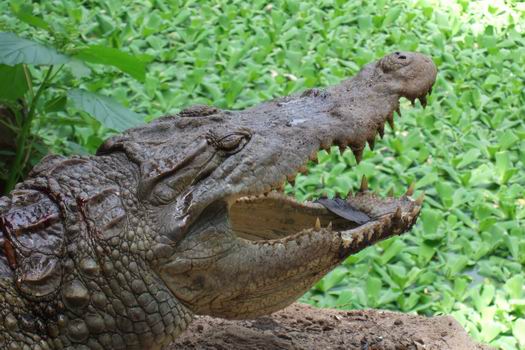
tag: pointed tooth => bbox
[419,95,427,108]
[378,124,385,138]
[387,113,395,130]
[395,106,401,117]
[366,227,375,241]
[406,182,415,196]
[315,217,321,231]
[327,221,333,231]
[367,136,375,151]
[360,175,368,192]
[309,151,318,162]
[415,192,425,205]
[353,148,363,164]
[298,165,308,175]
[387,188,394,197]
[321,139,332,151]
[337,139,348,154]
[394,207,402,220]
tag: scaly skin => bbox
[0,52,436,349]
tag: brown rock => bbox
[170,303,492,350]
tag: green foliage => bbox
[0,32,70,65]
[0,30,146,192]
[68,89,143,131]
[0,64,29,100]
[73,46,149,82]
[1,0,524,347]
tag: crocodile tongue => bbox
[314,197,371,225]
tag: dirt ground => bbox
[169,303,492,350]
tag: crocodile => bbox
[0,51,436,349]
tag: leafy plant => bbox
[0,28,147,193]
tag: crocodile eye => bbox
[218,134,247,151]
[208,130,251,154]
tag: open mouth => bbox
[230,182,423,242]
[158,52,437,319]
[228,92,430,251]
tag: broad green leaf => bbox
[417,171,438,188]
[444,253,469,278]
[0,64,29,101]
[68,60,91,78]
[335,290,356,307]
[479,284,495,308]
[366,276,382,307]
[74,45,147,82]
[457,148,481,169]
[314,267,347,292]
[68,89,143,131]
[10,3,50,31]
[480,320,504,343]
[358,16,373,30]
[388,264,407,288]
[379,289,402,306]
[172,9,191,26]
[420,208,443,237]
[0,32,69,65]
[378,239,405,265]
[383,6,402,26]
[504,275,524,299]
[497,130,519,150]
[491,336,518,350]
[513,319,525,347]
[44,95,67,113]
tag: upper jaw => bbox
[164,51,436,243]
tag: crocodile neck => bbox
[0,152,193,349]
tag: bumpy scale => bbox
[0,51,436,349]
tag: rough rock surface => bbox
[171,303,491,350]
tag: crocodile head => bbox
[100,51,437,319]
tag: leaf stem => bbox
[0,117,17,132]
[22,64,34,100]
[47,64,64,83]
[5,65,54,193]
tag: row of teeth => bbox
[272,90,433,192]
[237,89,432,230]
[239,176,424,207]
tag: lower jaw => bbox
[185,191,420,319]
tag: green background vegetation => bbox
[1,0,524,348]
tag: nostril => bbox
[399,55,406,60]
[394,51,400,55]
